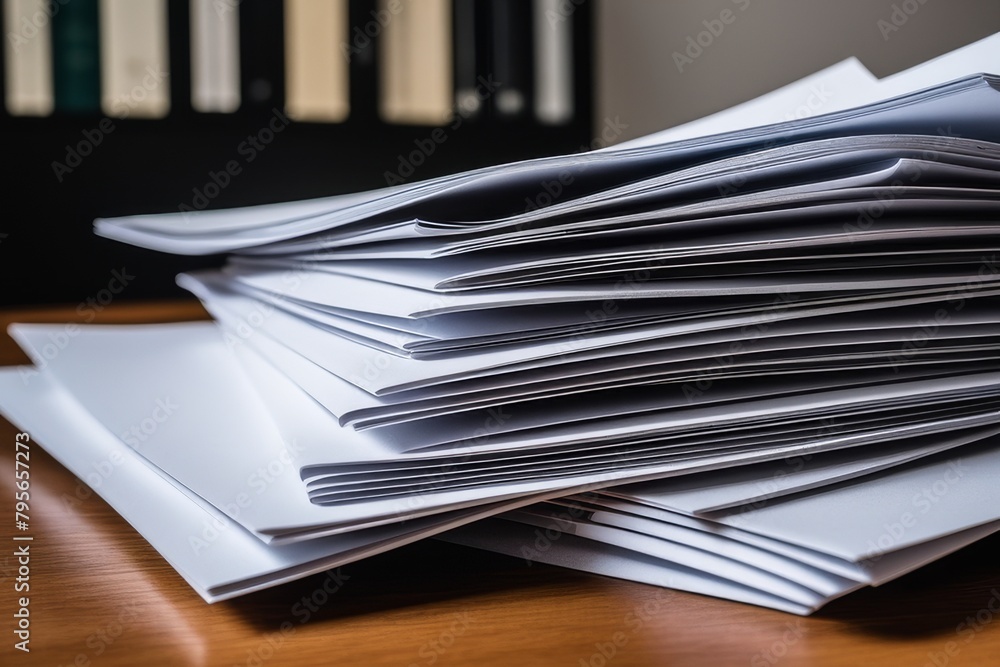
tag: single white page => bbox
[0,368,529,602]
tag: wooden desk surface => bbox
[2,301,999,667]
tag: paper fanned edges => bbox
[4,56,1000,613]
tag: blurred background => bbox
[596,0,1000,141]
[1,0,998,305]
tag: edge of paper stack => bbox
[4,34,1000,615]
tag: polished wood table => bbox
[2,301,999,667]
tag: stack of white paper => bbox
[3,61,1000,614]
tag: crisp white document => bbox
[0,368,529,601]
[3,38,999,614]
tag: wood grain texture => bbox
[1,301,999,667]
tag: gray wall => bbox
[595,0,1000,143]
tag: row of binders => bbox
[3,0,577,124]
[2,35,1000,614]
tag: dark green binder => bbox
[51,0,101,114]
